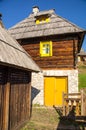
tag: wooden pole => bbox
[81,90,84,116]
[2,82,10,130]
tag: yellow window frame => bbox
[36,17,50,24]
[40,41,52,57]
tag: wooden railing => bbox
[81,90,86,116]
[62,90,86,116]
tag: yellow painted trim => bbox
[46,17,50,23]
[36,17,50,24]
[36,19,40,24]
[40,41,52,57]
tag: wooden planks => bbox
[22,38,78,69]
[9,69,31,130]
[2,83,10,130]
[0,86,3,130]
[0,65,31,130]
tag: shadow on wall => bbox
[31,86,40,102]
[30,86,40,117]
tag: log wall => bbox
[21,36,78,69]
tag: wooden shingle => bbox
[0,26,40,72]
[9,9,85,40]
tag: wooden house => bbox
[0,20,40,130]
[78,48,86,63]
[9,6,86,107]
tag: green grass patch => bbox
[78,73,86,89]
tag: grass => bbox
[78,64,86,89]
[79,73,86,89]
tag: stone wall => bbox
[31,70,78,105]
[31,72,44,105]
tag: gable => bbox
[9,9,85,40]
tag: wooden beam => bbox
[2,82,10,130]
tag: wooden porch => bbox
[54,90,86,129]
[62,90,86,116]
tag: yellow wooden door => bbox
[44,77,54,106]
[55,77,67,106]
[44,77,67,106]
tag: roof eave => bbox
[0,61,41,72]
[14,30,86,40]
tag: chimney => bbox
[0,13,4,28]
[32,6,39,15]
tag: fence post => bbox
[81,89,84,116]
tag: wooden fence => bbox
[62,90,86,116]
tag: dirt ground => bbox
[21,106,59,130]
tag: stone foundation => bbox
[31,70,78,105]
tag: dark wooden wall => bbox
[0,65,31,130]
[0,66,5,130]
[20,35,78,69]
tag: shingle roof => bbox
[9,9,85,40]
[0,25,40,72]
[78,48,86,56]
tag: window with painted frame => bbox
[40,41,52,57]
[36,17,50,24]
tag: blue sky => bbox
[0,0,86,51]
